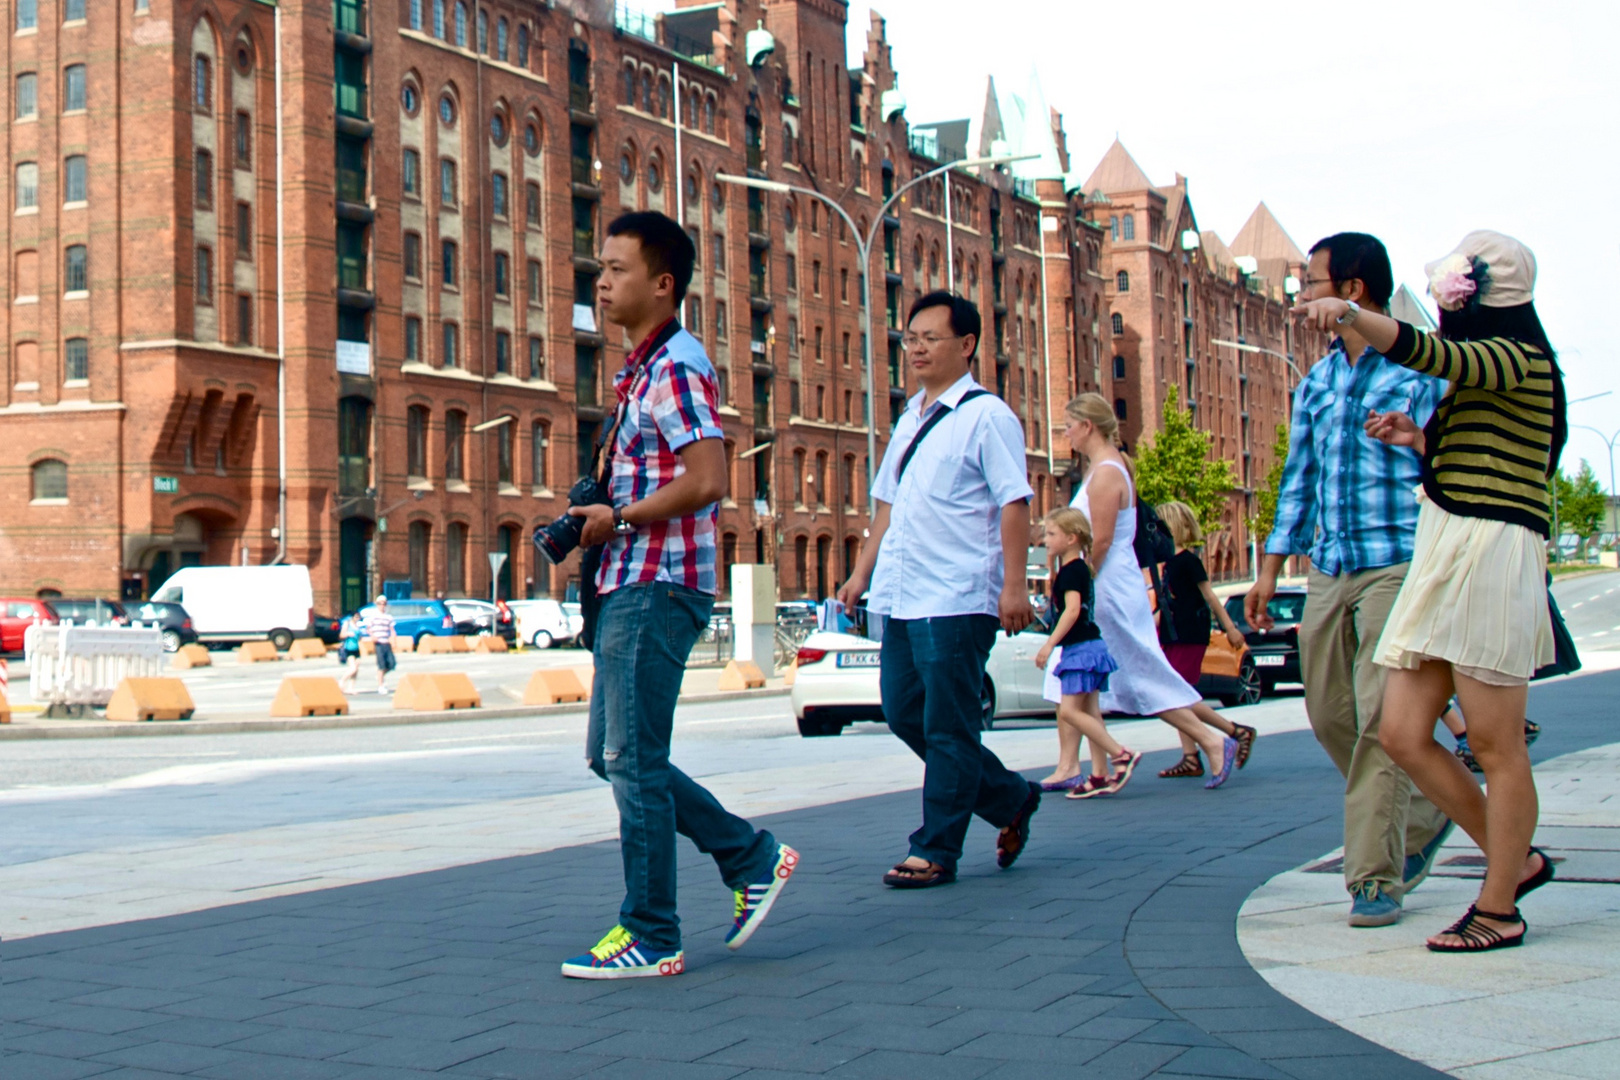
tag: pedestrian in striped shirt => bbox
[363,596,397,694]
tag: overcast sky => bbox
[661,0,1620,480]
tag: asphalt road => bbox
[1552,569,1620,646]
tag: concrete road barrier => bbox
[237,642,280,664]
[392,672,481,711]
[105,678,195,722]
[393,637,414,653]
[473,636,508,654]
[170,644,212,669]
[522,668,588,705]
[717,659,767,690]
[286,640,327,661]
[417,635,471,655]
[0,688,9,724]
[270,677,350,718]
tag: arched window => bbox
[782,123,795,165]
[409,520,431,593]
[453,1,468,47]
[640,70,652,113]
[433,0,445,38]
[445,409,466,479]
[446,522,468,595]
[31,459,67,502]
[1111,312,1124,336]
[1114,398,1128,420]
[852,149,863,188]
[516,24,529,67]
[703,95,715,134]
[688,89,699,128]
[409,0,423,30]
[476,8,487,53]
[1122,214,1135,241]
[1116,270,1129,292]
[495,16,508,61]
[1112,355,1126,379]
[656,77,669,120]
[622,65,635,105]
[531,420,550,489]
[192,56,210,111]
[406,405,428,477]
[65,336,88,381]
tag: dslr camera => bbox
[534,476,614,563]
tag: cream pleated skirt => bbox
[1376,490,1553,685]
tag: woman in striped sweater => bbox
[1294,230,1564,954]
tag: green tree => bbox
[1132,386,1239,535]
[1248,423,1291,547]
[1551,459,1606,557]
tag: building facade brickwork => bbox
[0,0,1315,609]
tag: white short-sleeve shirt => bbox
[868,373,1034,620]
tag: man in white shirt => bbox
[838,292,1040,889]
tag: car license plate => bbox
[1254,654,1286,667]
[837,652,881,668]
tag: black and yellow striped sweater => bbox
[1389,322,1567,538]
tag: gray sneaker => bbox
[1348,880,1402,927]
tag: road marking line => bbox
[682,715,791,727]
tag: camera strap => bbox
[895,389,989,481]
[589,318,684,487]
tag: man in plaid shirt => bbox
[1247,233,1451,928]
[560,212,796,981]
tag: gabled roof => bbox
[1201,230,1235,272]
[1390,284,1437,331]
[1083,139,1154,196]
[1229,202,1307,266]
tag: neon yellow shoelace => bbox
[590,925,635,960]
[733,890,747,920]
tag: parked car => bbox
[0,598,56,654]
[445,599,517,642]
[45,598,130,627]
[1225,588,1307,694]
[125,601,199,653]
[150,566,314,650]
[560,602,585,643]
[310,613,344,646]
[791,619,1266,737]
[703,602,733,643]
[358,598,458,648]
[508,599,577,649]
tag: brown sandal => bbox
[1232,725,1257,768]
[1159,752,1204,778]
[882,860,956,889]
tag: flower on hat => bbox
[1428,253,1477,311]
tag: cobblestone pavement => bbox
[3,670,1615,1080]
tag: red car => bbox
[0,598,56,654]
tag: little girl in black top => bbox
[1035,508,1142,800]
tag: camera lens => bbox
[534,513,585,564]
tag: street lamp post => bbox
[717,153,1033,517]
[1571,424,1620,538]
[1210,338,1304,381]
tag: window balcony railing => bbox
[576,358,599,407]
[568,83,592,113]
[338,455,368,497]
[573,227,595,258]
[749,271,767,298]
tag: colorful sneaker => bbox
[1404,819,1455,894]
[1347,881,1402,927]
[1064,773,1114,800]
[560,925,684,980]
[725,844,799,951]
[1107,749,1142,794]
[1204,736,1240,790]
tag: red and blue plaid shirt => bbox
[596,319,725,596]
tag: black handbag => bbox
[1532,582,1580,681]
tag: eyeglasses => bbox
[1299,277,1334,290]
[901,333,961,351]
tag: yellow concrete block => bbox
[0,687,9,724]
[717,660,767,690]
[783,661,797,688]
[170,644,212,669]
[392,672,481,711]
[522,668,588,705]
[473,635,509,654]
[270,676,351,717]
[287,639,328,661]
[237,641,281,663]
[392,636,414,653]
[359,638,376,656]
[105,678,195,722]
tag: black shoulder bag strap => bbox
[895,389,990,482]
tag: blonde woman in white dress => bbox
[1064,394,1237,789]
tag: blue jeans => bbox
[880,614,1032,871]
[586,581,776,950]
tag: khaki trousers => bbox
[1299,564,1449,898]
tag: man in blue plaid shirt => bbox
[1246,233,1452,929]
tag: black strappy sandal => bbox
[1426,904,1526,953]
[1516,847,1555,901]
[1159,753,1204,778]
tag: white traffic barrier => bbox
[27,624,166,714]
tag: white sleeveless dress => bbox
[1071,460,1200,716]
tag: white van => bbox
[151,566,315,650]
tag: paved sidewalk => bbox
[3,672,1615,1079]
[1241,741,1620,1078]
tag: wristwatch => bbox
[612,506,636,536]
[1337,300,1361,327]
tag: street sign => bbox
[487,552,508,604]
[153,476,179,493]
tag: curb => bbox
[0,686,789,740]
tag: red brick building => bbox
[0,0,1306,609]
